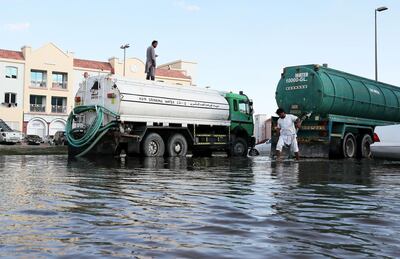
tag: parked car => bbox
[0,119,22,145]
[44,135,55,145]
[25,135,42,145]
[249,139,271,156]
[371,124,400,160]
[54,131,66,145]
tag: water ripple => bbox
[0,156,399,258]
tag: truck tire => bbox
[167,134,188,157]
[342,133,356,158]
[230,137,248,157]
[358,134,372,158]
[142,133,165,157]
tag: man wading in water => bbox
[275,108,301,161]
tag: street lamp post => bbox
[375,6,388,81]
[120,43,130,76]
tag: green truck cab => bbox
[225,92,255,155]
[272,64,399,158]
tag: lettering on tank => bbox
[285,85,308,91]
[121,94,229,110]
[285,72,309,84]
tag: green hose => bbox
[66,105,119,157]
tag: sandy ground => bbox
[0,143,67,155]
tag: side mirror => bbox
[249,100,254,115]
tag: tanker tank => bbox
[276,64,400,123]
[76,75,231,126]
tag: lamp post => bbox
[120,43,130,76]
[375,6,388,81]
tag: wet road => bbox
[0,155,400,258]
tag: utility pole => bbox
[375,7,388,81]
[120,43,130,76]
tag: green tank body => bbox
[276,64,400,122]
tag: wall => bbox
[265,118,271,140]
[254,114,268,143]
[109,57,146,80]
[0,59,25,130]
[158,60,197,85]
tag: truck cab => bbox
[225,92,255,154]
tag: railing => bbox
[31,81,47,88]
[51,105,67,113]
[52,82,68,89]
[30,104,46,112]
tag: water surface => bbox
[0,155,399,258]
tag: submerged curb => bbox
[0,145,68,155]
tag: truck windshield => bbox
[239,100,250,114]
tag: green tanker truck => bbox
[272,64,399,158]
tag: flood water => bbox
[1,155,400,258]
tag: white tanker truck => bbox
[67,75,255,157]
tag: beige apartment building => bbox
[0,43,196,138]
[0,49,25,131]
[22,43,75,137]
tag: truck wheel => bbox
[142,133,165,157]
[230,137,248,157]
[358,134,372,158]
[167,134,188,157]
[342,133,356,158]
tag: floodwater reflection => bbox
[0,156,399,258]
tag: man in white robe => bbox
[275,108,301,160]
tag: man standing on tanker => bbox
[275,108,301,160]
[145,40,158,80]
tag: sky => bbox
[1,0,399,116]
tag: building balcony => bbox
[52,82,68,89]
[31,81,47,88]
[51,105,67,113]
[30,104,46,112]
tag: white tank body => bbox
[76,75,230,126]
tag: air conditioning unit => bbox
[1,102,17,107]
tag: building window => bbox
[5,66,18,79]
[52,72,68,89]
[4,92,16,104]
[31,70,47,88]
[51,96,67,113]
[30,95,46,112]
